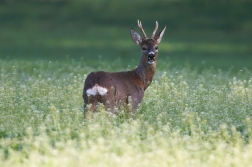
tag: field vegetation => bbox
[1,1,252,166]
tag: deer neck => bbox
[134,55,157,90]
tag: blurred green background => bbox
[1,0,252,69]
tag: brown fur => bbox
[83,20,166,115]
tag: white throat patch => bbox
[86,84,108,96]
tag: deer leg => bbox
[90,100,98,113]
[84,94,99,118]
[84,103,87,118]
[101,98,115,114]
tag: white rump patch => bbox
[86,84,108,96]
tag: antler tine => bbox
[137,20,147,39]
[151,21,159,38]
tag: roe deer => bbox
[83,20,166,115]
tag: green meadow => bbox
[1,1,252,166]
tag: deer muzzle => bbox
[148,53,155,65]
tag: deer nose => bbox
[148,53,155,58]
[148,52,156,64]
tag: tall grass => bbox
[1,58,252,166]
[1,1,252,166]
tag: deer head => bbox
[130,20,166,66]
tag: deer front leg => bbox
[130,91,144,113]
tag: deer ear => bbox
[130,29,142,45]
[155,26,166,44]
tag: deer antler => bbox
[138,20,147,39]
[151,21,158,38]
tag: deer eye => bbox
[155,46,158,50]
[142,47,147,51]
